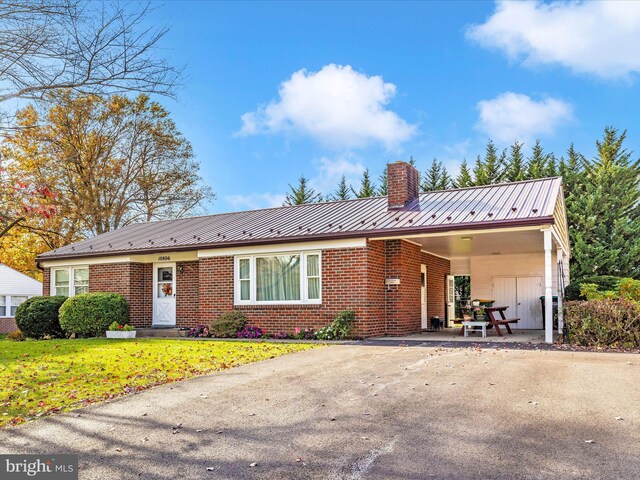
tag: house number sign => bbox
[158,255,171,261]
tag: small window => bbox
[54,269,70,296]
[306,254,320,300]
[239,258,251,301]
[0,296,5,317]
[10,296,28,317]
[73,268,89,295]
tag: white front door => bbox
[446,275,456,326]
[421,264,428,329]
[153,263,176,326]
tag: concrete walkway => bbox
[1,344,638,479]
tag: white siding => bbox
[0,265,42,296]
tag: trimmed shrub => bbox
[7,329,26,341]
[316,310,356,340]
[564,299,640,348]
[59,292,129,337]
[565,276,623,301]
[209,311,247,338]
[15,296,67,339]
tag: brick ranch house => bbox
[37,161,570,343]
[0,264,42,333]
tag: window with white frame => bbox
[235,252,321,304]
[51,267,89,297]
[0,295,31,317]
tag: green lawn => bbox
[0,338,318,428]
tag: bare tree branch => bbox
[0,0,182,111]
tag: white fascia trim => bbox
[41,256,132,268]
[375,224,546,241]
[198,238,367,258]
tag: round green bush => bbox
[565,275,624,301]
[59,292,129,337]
[15,296,67,339]
[209,310,247,338]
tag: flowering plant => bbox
[292,326,316,340]
[272,331,289,339]
[108,321,135,331]
[237,325,264,339]
[187,324,210,338]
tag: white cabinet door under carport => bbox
[493,276,543,329]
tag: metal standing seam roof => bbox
[38,177,563,261]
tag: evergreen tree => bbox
[526,140,552,179]
[352,168,377,198]
[454,159,474,188]
[422,158,451,191]
[283,175,322,206]
[408,156,416,167]
[332,175,351,201]
[473,140,505,185]
[570,128,640,278]
[505,141,526,182]
[378,166,388,196]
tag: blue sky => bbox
[150,1,640,213]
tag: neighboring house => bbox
[36,162,570,343]
[0,264,42,333]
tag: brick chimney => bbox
[387,161,419,209]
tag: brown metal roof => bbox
[38,177,563,261]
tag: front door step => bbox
[137,328,181,338]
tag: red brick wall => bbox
[88,263,152,327]
[0,318,18,333]
[176,260,199,327]
[198,248,378,336]
[384,240,422,335]
[42,268,50,296]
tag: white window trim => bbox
[0,295,34,318]
[50,266,89,297]
[234,251,322,305]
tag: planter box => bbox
[106,330,137,339]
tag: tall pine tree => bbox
[332,175,351,201]
[454,159,474,188]
[505,141,526,182]
[422,158,451,191]
[283,175,322,206]
[378,166,388,196]
[526,140,553,179]
[570,128,640,278]
[473,140,505,185]
[352,168,377,198]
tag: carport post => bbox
[557,248,564,334]
[544,229,553,344]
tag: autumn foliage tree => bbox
[2,92,213,250]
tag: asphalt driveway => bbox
[1,343,638,479]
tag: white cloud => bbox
[476,92,572,143]
[237,64,417,149]
[467,1,640,79]
[309,156,366,195]
[225,192,285,210]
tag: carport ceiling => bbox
[406,228,547,258]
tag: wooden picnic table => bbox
[458,306,519,337]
